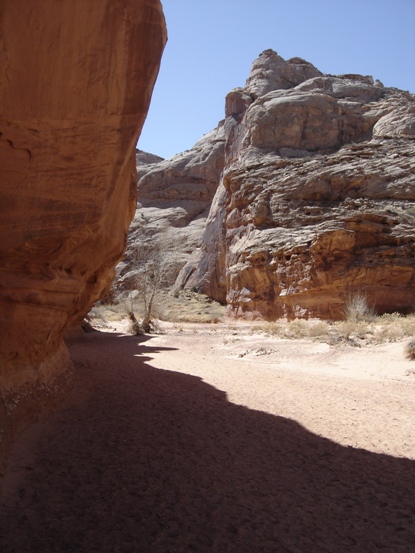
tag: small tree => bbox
[129,229,182,333]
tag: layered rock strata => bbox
[117,125,225,289]
[0,0,166,470]
[178,50,415,319]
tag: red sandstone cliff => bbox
[0,0,166,470]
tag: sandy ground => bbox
[1,322,415,552]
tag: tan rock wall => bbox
[223,139,415,320]
[0,0,166,471]
[183,50,415,320]
[116,125,226,291]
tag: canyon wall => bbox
[0,0,166,470]
[116,126,225,290]
[177,50,415,319]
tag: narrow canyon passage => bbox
[1,330,414,553]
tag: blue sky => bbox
[138,0,415,159]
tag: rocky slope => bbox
[174,50,415,319]
[116,125,225,289]
[0,0,166,471]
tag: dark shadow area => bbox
[0,331,414,552]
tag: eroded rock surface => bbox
[0,0,166,470]
[179,50,415,319]
[116,125,225,289]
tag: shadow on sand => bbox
[0,331,414,552]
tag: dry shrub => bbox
[158,290,225,324]
[285,319,310,339]
[164,310,223,324]
[256,307,415,348]
[265,321,287,338]
[307,319,331,339]
[127,309,141,335]
[380,312,402,323]
[268,319,327,340]
[115,288,225,327]
[89,302,128,326]
[406,340,415,360]
[372,313,415,343]
[401,313,415,335]
[336,319,371,342]
[344,292,376,322]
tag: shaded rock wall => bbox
[179,50,415,319]
[0,0,166,470]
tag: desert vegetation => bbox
[90,227,415,349]
[406,339,415,360]
[89,290,415,351]
[119,228,191,333]
[89,289,226,332]
[264,312,415,347]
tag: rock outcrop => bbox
[178,50,415,319]
[0,0,166,470]
[116,125,225,289]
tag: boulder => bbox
[0,0,166,471]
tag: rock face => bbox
[178,50,415,319]
[117,125,225,289]
[0,0,166,469]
